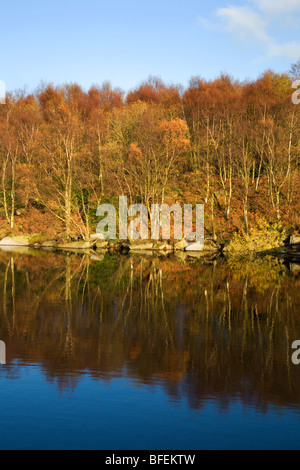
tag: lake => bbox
[0,248,300,450]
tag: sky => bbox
[1,0,300,93]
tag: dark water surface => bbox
[0,247,300,450]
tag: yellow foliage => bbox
[227,218,286,256]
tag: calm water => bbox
[0,247,300,450]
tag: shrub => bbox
[226,219,286,256]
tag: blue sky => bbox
[1,0,300,93]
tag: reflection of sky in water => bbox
[0,363,300,450]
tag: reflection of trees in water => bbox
[0,250,300,408]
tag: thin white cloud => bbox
[217,6,269,43]
[268,42,300,59]
[204,1,300,60]
[254,0,300,15]
[197,15,218,31]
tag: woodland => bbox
[0,67,300,245]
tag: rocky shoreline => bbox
[0,234,219,253]
[0,234,299,263]
[263,241,300,264]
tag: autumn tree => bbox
[37,84,86,238]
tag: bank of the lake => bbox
[0,232,299,265]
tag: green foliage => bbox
[89,253,121,283]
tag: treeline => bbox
[0,70,300,241]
